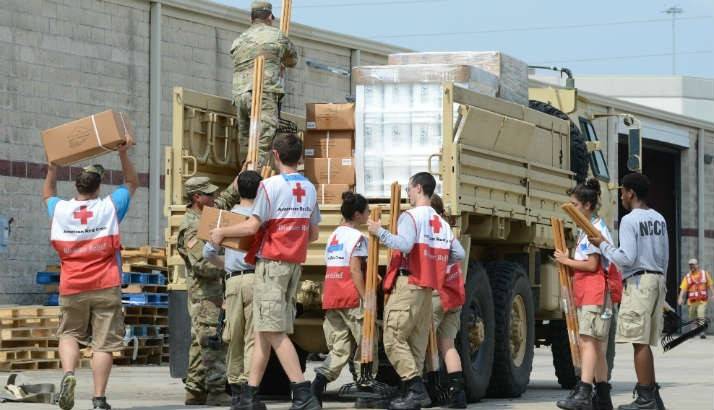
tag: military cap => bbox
[185,176,219,197]
[82,164,105,177]
[251,1,272,12]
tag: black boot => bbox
[310,373,329,407]
[446,372,466,409]
[556,381,593,410]
[230,383,243,408]
[290,381,321,410]
[91,396,112,409]
[617,384,658,410]
[388,377,431,410]
[653,384,666,410]
[594,382,613,410]
[234,384,266,410]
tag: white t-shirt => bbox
[574,217,614,262]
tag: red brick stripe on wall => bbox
[0,159,158,189]
[682,228,714,239]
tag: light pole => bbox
[663,6,683,75]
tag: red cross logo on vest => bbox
[292,182,306,203]
[429,214,442,233]
[73,205,94,225]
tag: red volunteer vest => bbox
[405,207,453,290]
[322,226,364,310]
[571,220,623,306]
[50,197,122,295]
[438,262,465,311]
[256,173,317,264]
[686,270,709,303]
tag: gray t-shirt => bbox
[599,208,669,279]
[203,205,255,273]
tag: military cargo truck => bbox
[165,78,628,399]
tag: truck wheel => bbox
[548,320,578,389]
[528,100,589,184]
[457,262,495,402]
[260,346,308,397]
[486,261,535,398]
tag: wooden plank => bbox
[0,315,60,329]
[1,326,57,340]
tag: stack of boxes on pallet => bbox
[352,51,529,198]
[302,103,356,204]
[18,246,171,368]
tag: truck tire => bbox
[548,320,578,389]
[260,346,308,397]
[486,261,535,398]
[528,100,589,184]
[457,262,495,402]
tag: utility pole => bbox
[663,6,683,75]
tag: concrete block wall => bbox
[0,0,394,304]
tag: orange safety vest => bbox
[686,270,709,303]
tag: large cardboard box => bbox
[42,110,134,166]
[197,207,255,251]
[316,184,352,205]
[306,103,355,130]
[386,51,528,105]
[303,130,354,158]
[303,158,355,185]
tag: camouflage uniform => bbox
[231,15,298,167]
[176,177,240,402]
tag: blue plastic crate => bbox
[122,272,167,286]
[36,271,60,284]
[46,293,59,306]
[121,293,168,306]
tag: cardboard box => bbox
[316,184,352,205]
[303,130,354,158]
[306,103,355,130]
[197,207,255,252]
[303,158,355,185]
[42,110,134,166]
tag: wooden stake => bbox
[280,0,292,34]
[246,55,265,171]
[561,203,602,240]
[361,206,382,363]
[550,217,582,371]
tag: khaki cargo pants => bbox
[688,302,708,321]
[616,273,666,347]
[316,307,379,382]
[432,293,461,340]
[237,91,281,167]
[223,273,255,385]
[252,259,301,334]
[384,276,432,381]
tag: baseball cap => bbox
[688,258,698,265]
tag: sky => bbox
[212,0,714,78]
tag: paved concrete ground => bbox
[2,338,712,410]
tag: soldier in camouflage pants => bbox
[230,1,298,168]
[177,176,241,406]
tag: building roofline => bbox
[529,79,714,132]
[159,0,411,56]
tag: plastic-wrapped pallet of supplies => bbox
[387,51,529,105]
[352,64,499,98]
[354,64,485,197]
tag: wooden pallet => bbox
[0,315,60,329]
[0,348,60,361]
[122,284,167,294]
[0,306,60,319]
[121,246,167,268]
[122,263,169,273]
[0,338,59,349]
[0,359,62,371]
[1,326,58,340]
[123,306,168,317]
[124,315,168,326]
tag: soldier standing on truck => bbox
[202,170,263,407]
[429,194,466,409]
[588,173,669,410]
[231,0,298,168]
[311,192,378,405]
[677,258,714,338]
[209,133,322,410]
[177,176,241,406]
[367,173,465,410]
